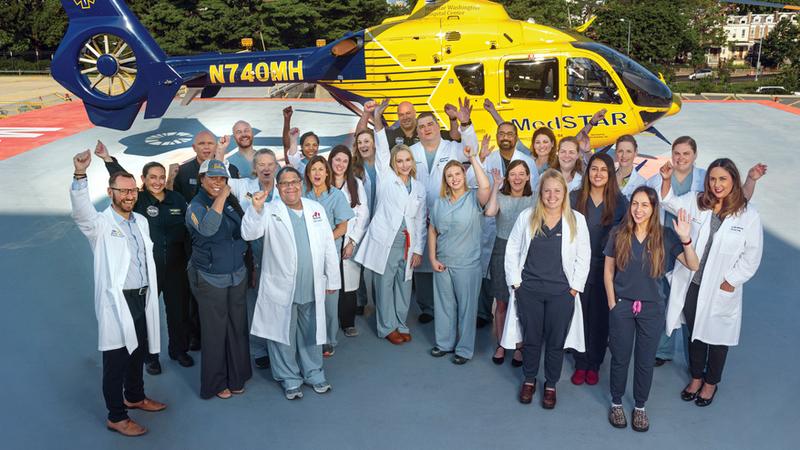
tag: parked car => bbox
[688,68,713,80]
[755,86,800,96]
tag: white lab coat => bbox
[410,125,478,209]
[229,177,275,211]
[500,208,591,351]
[661,190,763,346]
[567,172,583,192]
[241,198,341,346]
[341,178,370,291]
[70,183,160,354]
[619,166,648,200]
[354,129,427,281]
[467,149,539,276]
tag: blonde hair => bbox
[528,169,576,241]
[439,160,466,198]
[389,144,417,179]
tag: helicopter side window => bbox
[567,58,622,104]
[504,59,558,100]
[454,63,485,96]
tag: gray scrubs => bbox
[489,194,531,301]
[374,220,412,337]
[305,187,354,347]
[430,190,484,359]
[267,208,325,390]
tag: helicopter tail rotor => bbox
[52,0,186,130]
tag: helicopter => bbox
[52,0,683,149]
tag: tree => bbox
[758,18,800,68]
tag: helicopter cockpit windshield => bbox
[571,42,673,109]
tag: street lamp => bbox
[620,18,632,55]
[755,38,762,82]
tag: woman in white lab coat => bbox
[614,135,647,199]
[241,166,340,400]
[659,158,763,407]
[502,169,590,409]
[329,145,370,337]
[354,100,426,345]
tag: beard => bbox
[113,196,135,213]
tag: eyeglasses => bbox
[277,180,302,188]
[110,187,138,195]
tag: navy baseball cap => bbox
[199,159,230,178]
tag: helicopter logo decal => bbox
[73,0,94,9]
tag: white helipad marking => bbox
[0,127,63,138]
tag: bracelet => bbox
[681,237,692,246]
[460,120,472,127]
[73,173,87,179]
[590,121,598,126]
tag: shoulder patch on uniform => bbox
[191,212,199,227]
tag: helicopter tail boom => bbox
[52,0,189,130]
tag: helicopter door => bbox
[499,56,560,138]
[564,56,628,140]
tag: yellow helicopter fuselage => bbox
[322,0,681,149]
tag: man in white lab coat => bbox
[241,166,341,400]
[70,149,166,437]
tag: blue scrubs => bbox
[267,208,325,391]
[430,190,484,359]
[305,187,354,347]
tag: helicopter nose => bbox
[666,94,682,117]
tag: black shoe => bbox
[430,347,453,358]
[355,306,365,316]
[145,359,162,375]
[169,352,194,367]
[418,313,434,324]
[511,349,523,367]
[680,383,702,401]
[476,317,490,329]
[452,355,469,365]
[254,355,270,369]
[695,385,718,407]
[492,346,505,365]
[654,357,670,367]
[189,337,201,352]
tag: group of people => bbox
[71,96,766,436]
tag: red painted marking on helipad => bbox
[682,99,800,116]
[0,101,92,160]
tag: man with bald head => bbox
[226,120,256,178]
[385,101,461,147]
[172,131,241,203]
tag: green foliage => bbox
[758,19,800,69]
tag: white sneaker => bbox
[312,382,331,394]
[284,387,303,400]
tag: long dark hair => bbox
[352,129,374,180]
[499,159,533,196]
[574,153,622,225]
[697,158,747,219]
[328,145,361,208]
[613,186,665,278]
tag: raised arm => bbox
[466,142,491,207]
[354,101,377,136]
[483,98,505,125]
[454,96,478,162]
[742,163,767,200]
[484,168,503,217]
[673,208,700,271]
[576,108,606,161]
[241,190,269,241]
[70,149,100,240]
[444,103,461,141]
[93,140,125,175]
[373,98,393,175]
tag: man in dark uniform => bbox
[354,100,462,147]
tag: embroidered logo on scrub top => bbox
[146,206,159,217]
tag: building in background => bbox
[710,11,798,66]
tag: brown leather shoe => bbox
[542,388,557,409]
[399,332,412,342]
[124,397,167,412]
[386,330,405,345]
[106,418,147,436]
[519,382,535,404]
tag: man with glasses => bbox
[70,148,166,436]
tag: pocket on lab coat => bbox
[711,289,740,318]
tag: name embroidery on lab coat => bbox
[730,226,743,232]
[110,229,124,238]
[312,211,323,223]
